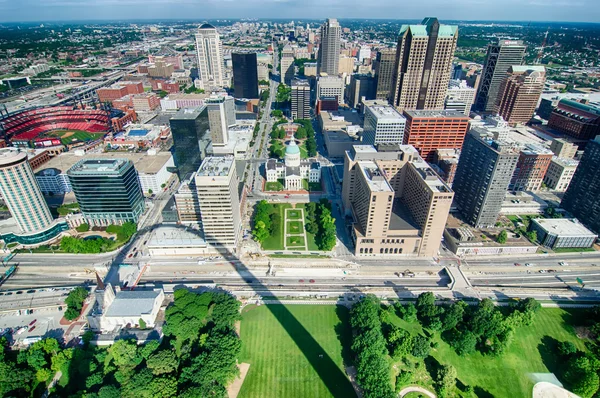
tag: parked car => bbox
[28,319,37,327]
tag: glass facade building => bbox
[232,52,259,99]
[67,159,144,226]
[169,106,210,180]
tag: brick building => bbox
[496,65,545,125]
[403,110,470,161]
[97,82,144,103]
[510,144,553,192]
[548,99,600,141]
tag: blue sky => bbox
[0,0,598,23]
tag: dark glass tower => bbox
[562,136,600,234]
[232,52,259,99]
[67,158,144,225]
[169,106,210,180]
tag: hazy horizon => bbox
[0,0,598,24]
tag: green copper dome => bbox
[286,139,300,155]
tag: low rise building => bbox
[105,124,171,149]
[543,157,579,192]
[549,138,578,159]
[530,218,597,249]
[510,144,553,192]
[324,130,361,158]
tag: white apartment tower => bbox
[195,23,225,88]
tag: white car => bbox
[525,263,533,267]
[559,261,568,266]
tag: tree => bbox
[527,230,538,243]
[447,329,477,356]
[253,221,270,242]
[411,335,431,358]
[76,223,90,233]
[138,318,147,329]
[497,230,508,244]
[435,365,457,397]
[64,287,88,320]
[148,189,153,195]
[295,127,307,139]
[147,350,179,375]
[98,385,121,398]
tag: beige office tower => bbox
[195,23,225,88]
[338,55,355,75]
[318,18,341,76]
[342,144,453,257]
[174,174,201,224]
[206,95,236,146]
[0,148,53,233]
[390,18,458,111]
[195,157,241,249]
[280,43,295,85]
[495,65,545,125]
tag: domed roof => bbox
[199,23,215,29]
[285,138,300,155]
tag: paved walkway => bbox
[398,386,436,398]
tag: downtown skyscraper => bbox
[195,23,225,88]
[390,18,458,111]
[317,18,341,76]
[474,39,527,113]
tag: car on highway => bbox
[29,319,37,326]
[539,270,547,273]
[525,263,533,267]
[29,326,36,333]
[514,263,521,266]
[309,279,315,283]
[128,253,133,258]
[559,261,568,266]
[299,279,304,283]
[284,195,290,198]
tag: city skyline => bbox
[0,0,599,23]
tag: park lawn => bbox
[553,247,596,253]
[286,235,306,247]
[238,305,355,398]
[387,308,588,397]
[265,180,284,192]
[287,221,303,234]
[287,209,302,220]
[261,204,291,250]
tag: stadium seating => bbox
[0,106,110,143]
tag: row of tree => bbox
[252,200,279,244]
[294,119,317,157]
[64,286,89,321]
[0,289,242,397]
[305,199,336,251]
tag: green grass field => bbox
[46,130,105,145]
[287,210,302,220]
[238,305,355,398]
[286,235,306,247]
[265,180,284,192]
[387,308,587,397]
[287,221,303,234]
[295,203,320,251]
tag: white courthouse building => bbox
[266,137,321,191]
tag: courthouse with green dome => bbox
[265,136,321,191]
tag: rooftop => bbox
[404,109,469,119]
[36,151,173,175]
[366,104,406,122]
[105,290,162,318]
[511,65,546,73]
[68,158,129,175]
[146,225,207,248]
[0,147,27,166]
[359,161,392,192]
[171,106,206,120]
[533,218,597,237]
[197,156,234,177]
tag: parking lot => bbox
[0,308,83,346]
[0,288,70,312]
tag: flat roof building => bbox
[510,144,553,192]
[169,107,210,180]
[291,78,311,120]
[317,75,345,105]
[548,99,600,141]
[543,157,579,192]
[374,48,396,101]
[363,104,406,146]
[403,109,470,162]
[530,218,597,249]
[67,158,144,226]
[342,144,453,257]
[496,65,546,125]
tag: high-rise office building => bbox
[195,157,241,249]
[374,49,396,100]
[291,78,311,120]
[445,79,476,116]
[452,129,519,227]
[316,75,344,105]
[232,52,259,99]
[562,136,600,234]
[342,144,453,257]
[169,107,211,180]
[280,44,295,85]
[195,24,225,88]
[317,18,341,76]
[474,39,526,113]
[510,144,553,191]
[496,65,546,125]
[0,148,53,233]
[347,74,374,109]
[390,18,458,111]
[206,96,236,146]
[403,110,470,162]
[67,158,144,226]
[362,104,406,146]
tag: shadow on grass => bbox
[335,305,353,366]
[474,386,494,398]
[538,335,562,376]
[119,222,355,397]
